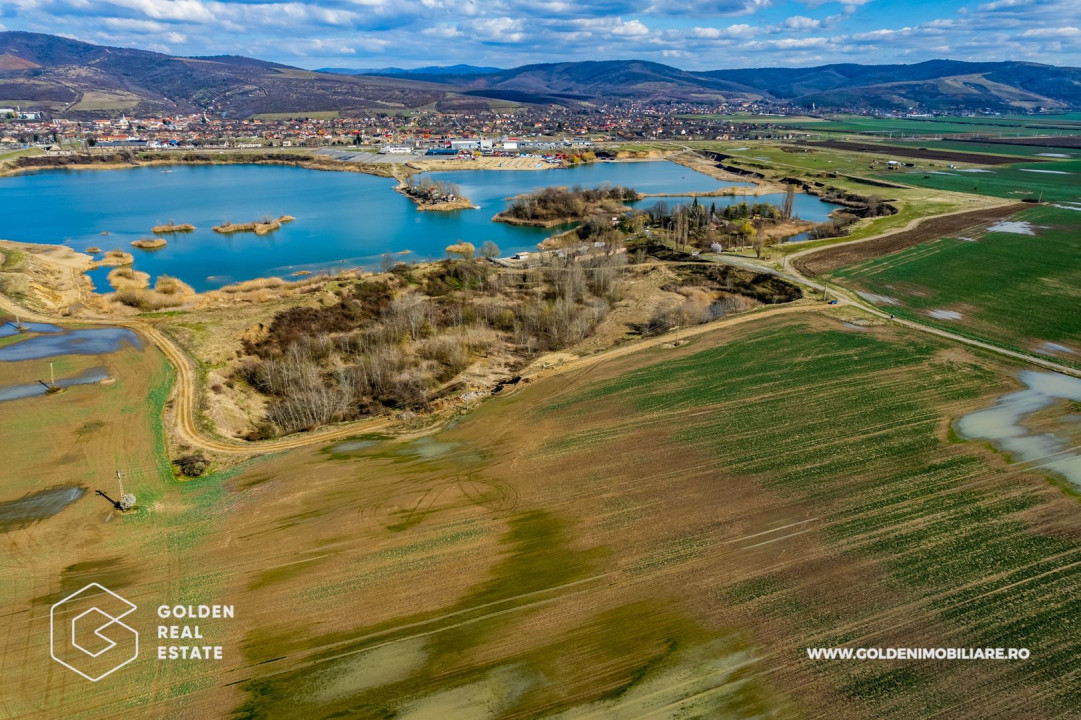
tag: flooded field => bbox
[0,327,141,362]
[957,370,1081,487]
[0,486,85,532]
[0,366,110,402]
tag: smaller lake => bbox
[0,162,844,292]
[0,327,141,362]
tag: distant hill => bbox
[320,64,502,77]
[435,60,758,104]
[700,60,1081,112]
[2,32,1080,116]
[426,58,1081,111]
[0,31,509,117]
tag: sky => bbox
[2,0,1080,70]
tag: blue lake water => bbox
[0,320,63,337]
[0,327,141,362]
[0,161,843,292]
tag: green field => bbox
[786,114,1081,137]
[212,313,1081,718]
[538,316,1081,716]
[832,205,1081,358]
[895,139,1080,159]
[881,160,1081,203]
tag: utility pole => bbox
[96,471,136,512]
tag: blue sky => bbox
[2,0,1079,70]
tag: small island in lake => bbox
[213,215,295,236]
[131,238,167,250]
[152,222,196,233]
[398,177,473,211]
[493,185,640,227]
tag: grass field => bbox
[830,205,1081,360]
[779,114,1081,137]
[894,139,1080,159]
[224,314,1081,719]
[877,159,1081,203]
[6,312,1081,718]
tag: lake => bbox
[0,161,843,292]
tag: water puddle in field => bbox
[1037,342,1078,356]
[957,168,995,173]
[988,221,1035,236]
[0,366,110,402]
[325,435,389,456]
[1019,169,1071,175]
[398,437,464,460]
[0,321,64,338]
[927,309,962,320]
[0,485,86,532]
[856,291,899,306]
[1036,153,1072,158]
[957,371,1081,488]
[0,327,140,362]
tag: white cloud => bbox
[783,15,820,30]
[1022,26,1080,38]
[470,16,525,43]
[692,23,752,39]
[420,24,463,38]
[611,18,649,36]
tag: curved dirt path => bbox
[0,291,817,455]
[0,292,397,454]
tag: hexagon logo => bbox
[50,583,138,681]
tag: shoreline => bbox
[0,152,404,181]
[0,151,788,311]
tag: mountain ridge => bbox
[2,31,1080,117]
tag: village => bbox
[0,100,838,156]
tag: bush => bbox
[173,453,210,477]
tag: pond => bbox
[0,161,843,292]
[0,327,141,362]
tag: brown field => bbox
[805,140,1032,165]
[5,311,1081,718]
[793,203,1027,277]
[965,136,1081,149]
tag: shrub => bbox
[173,453,210,477]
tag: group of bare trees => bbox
[237,251,630,436]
